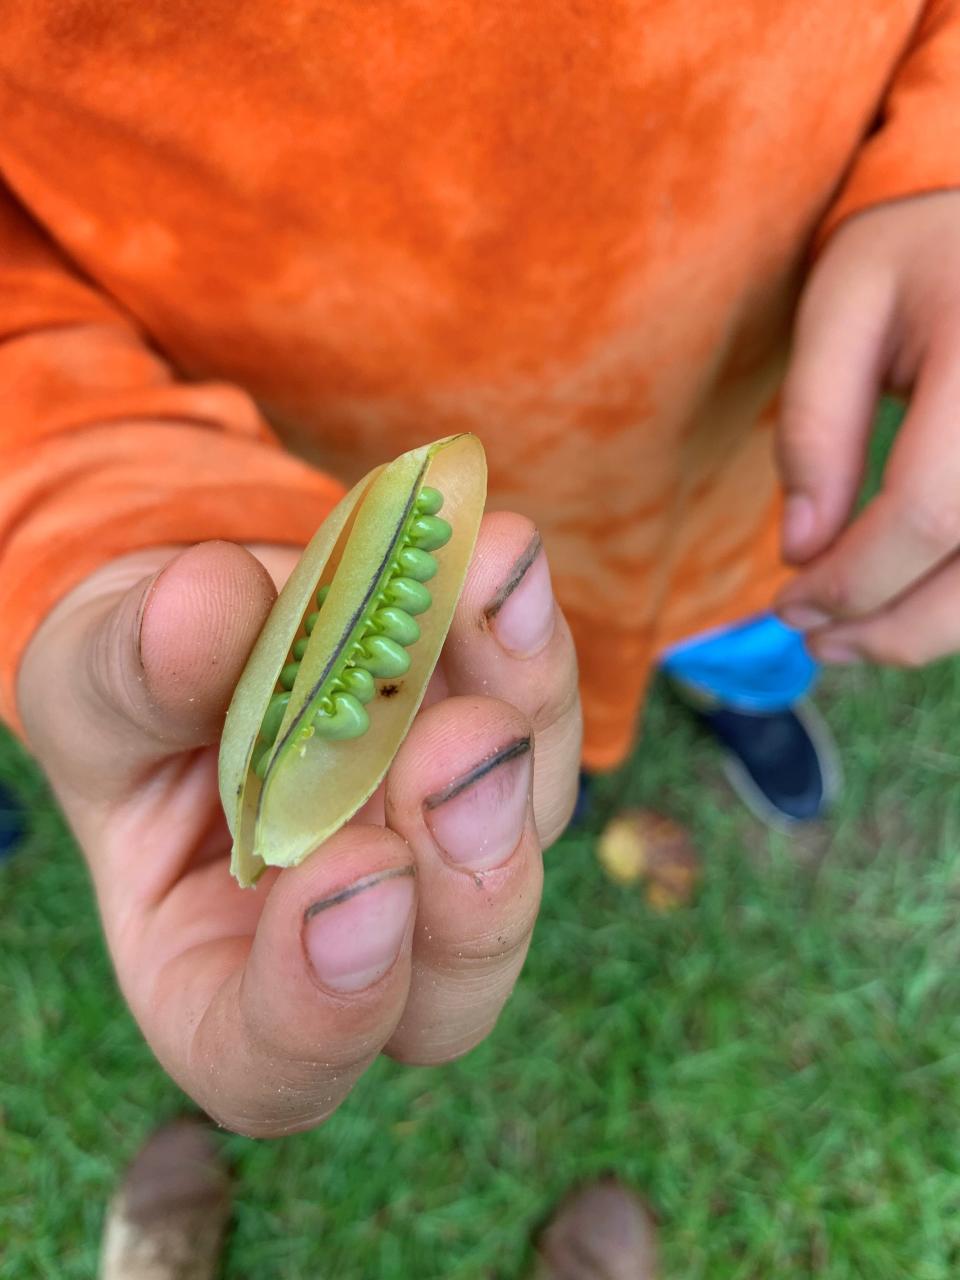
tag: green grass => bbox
[5,406,960,1279]
[5,666,960,1280]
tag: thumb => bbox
[21,541,276,790]
[126,541,277,747]
[777,243,896,564]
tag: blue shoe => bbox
[683,698,841,829]
[571,770,594,828]
[0,779,27,862]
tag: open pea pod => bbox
[219,434,487,886]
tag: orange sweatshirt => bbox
[1,2,958,768]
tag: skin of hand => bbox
[17,513,582,1137]
[776,190,960,667]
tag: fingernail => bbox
[783,495,815,557]
[304,867,415,993]
[813,641,863,666]
[486,535,555,658]
[425,737,532,871]
[778,604,832,631]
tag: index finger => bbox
[777,255,894,563]
[778,336,960,627]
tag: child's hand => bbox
[18,518,581,1137]
[776,191,960,667]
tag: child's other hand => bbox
[776,190,960,667]
[18,518,581,1136]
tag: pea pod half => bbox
[219,434,487,886]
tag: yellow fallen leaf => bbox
[596,809,701,910]
[596,813,650,885]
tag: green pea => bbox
[372,607,421,647]
[397,547,437,582]
[340,667,376,704]
[313,692,370,740]
[384,577,433,615]
[415,486,444,515]
[260,691,291,744]
[409,515,452,552]
[251,692,293,776]
[356,635,411,679]
[279,662,301,690]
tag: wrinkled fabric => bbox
[661,614,818,712]
[1,1,958,765]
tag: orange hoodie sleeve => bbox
[818,0,960,244]
[0,188,343,736]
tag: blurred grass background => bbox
[4,403,960,1279]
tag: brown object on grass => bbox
[597,809,701,910]
[99,1117,231,1280]
[533,1176,660,1279]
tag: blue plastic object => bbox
[659,614,818,713]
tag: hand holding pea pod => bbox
[18,439,582,1135]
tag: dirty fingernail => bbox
[305,867,415,993]
[425,737,532,872]
[486,535,555,658]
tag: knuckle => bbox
[205,1105,271,1139]
[537,788,578,850]
[432,1024,497,1064]
[902,495,960,555]
[533,663,580,732]
[205,1101,330,1140]
[526,616,580,728]
[870,630,928,670]
[778,399,834,468]
[470,924,536,967]
[817,572,854,617]
[390,1021,497,1068]
[424,911,537,971]
[532,719,584,849]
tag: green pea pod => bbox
[219,434,487,886]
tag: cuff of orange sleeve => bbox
[0,474,344,741]
[813,175,960,261]
[810,0,960,255]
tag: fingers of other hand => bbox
[777,252,896,566]
[778,195,960,647]
[779,339,960,633]
[808,552,960,669]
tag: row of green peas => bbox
[252,486,451,776]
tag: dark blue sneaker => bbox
[681,697,841,829]
[0,779,27,862]
[571,770,594,828]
